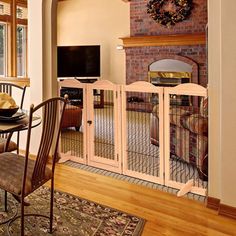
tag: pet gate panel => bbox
[122,82,164,184]
[58,79,87,164]
[87,81,121,173]
[164,84,208,196]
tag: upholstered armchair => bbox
[61,104,82,131]
[150,101,208,181]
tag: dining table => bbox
[0,110,41,152]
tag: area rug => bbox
[0,187,145,236]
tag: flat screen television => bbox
[57,45,100,77]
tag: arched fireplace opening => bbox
[149,59,192,87]
[148,57,199,87]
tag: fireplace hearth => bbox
[149,71,191,87]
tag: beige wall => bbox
[208,0,222,201]
[25,0,58,153]
[57,0,130,85]
[23,0,44,153]
[28,0,43,105]
[208,0,236,207]
[220,0,236,207]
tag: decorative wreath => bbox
[147,0,193,27]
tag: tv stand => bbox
[60,78,104,108]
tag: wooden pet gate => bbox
[58,79,208,196]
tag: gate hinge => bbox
[163,172,165,179]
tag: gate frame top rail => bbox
[165,83,207,97]
[58,78,87,89]
[123,81,164,93]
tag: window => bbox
[17,25,27,77]
[0,23,6,76]
[0,0,28,78]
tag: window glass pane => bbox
[17,25,27,77]
[0,24,6,76]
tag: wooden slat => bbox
[0,77,30,87]
[0,0,11,3]
[120,33,206,48]
[16,18,27,25]
[16,0,27,7]
[0,15,11,22]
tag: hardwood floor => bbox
[49,164,236,236]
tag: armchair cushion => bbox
[169,107,190,128]
[61,105,82,130]
[181,114,208,135]
[150,104,208,180]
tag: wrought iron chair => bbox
[0,82,26,154]
[0,97,67,235]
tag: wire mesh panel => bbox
[122,82,164,184]
[87,81,121,173]
[93,90,115,159]
[58,79,87,164]
[164,84,208,196]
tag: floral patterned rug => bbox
[0,187,145,236]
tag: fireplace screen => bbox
[149,71,191,87]
[149,71,191,106]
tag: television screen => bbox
[57,45,100,77]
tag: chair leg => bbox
[21,197,24,236]
[4,191,7,212]
[49,178,54,234]
[16,131,20,154]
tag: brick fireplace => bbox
[121,0,208,87]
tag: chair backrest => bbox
[24,97,67,190]
[0,83,27,140]
[0,82,26,109]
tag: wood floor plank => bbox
[47,164,236,236]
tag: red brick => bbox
[125,0,208,87]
